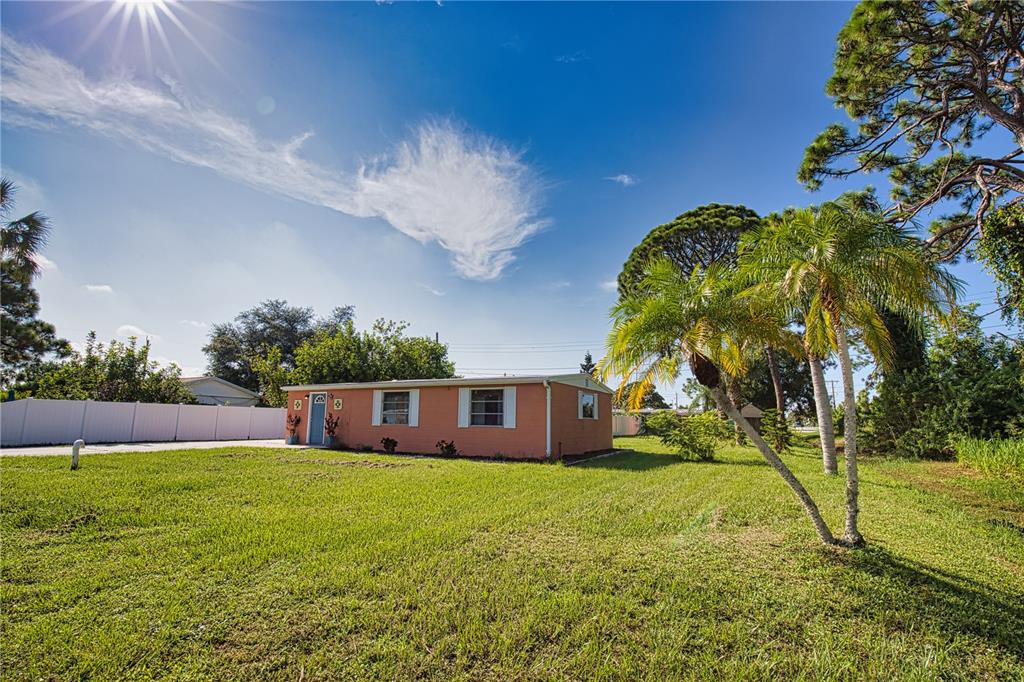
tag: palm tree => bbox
[738,203,961,545]
[0,178,50,279]
[1,177,66,383]
[600,259,841,546]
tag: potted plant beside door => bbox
[286,414,302,445]
[324,413,340,448]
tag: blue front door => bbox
[309,393,326,445]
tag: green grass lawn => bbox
[2,438,1022,680]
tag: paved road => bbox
[0,439,303,457]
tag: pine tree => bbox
[579,351,597,376]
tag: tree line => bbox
[600,1,1024,548]
[0,186,454,404]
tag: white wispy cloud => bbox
[415,282,446,297]
[1,34,548,281]
[116,324,161,341]
[179,319,209,328]
[555,50,589,64]
[353,121,548,279]
[600,279,618,292]
[605,174,638,187]
[541,280,571,291]
[84,284,114,293]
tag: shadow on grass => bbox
[574,451,681,471]
[843,545,1024,660]
[576,450,767,472]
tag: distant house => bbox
[181,376,260,407]
[612,403,765,436]
[282,374,614,460]
[739,403,764,433]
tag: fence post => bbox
[247,405,256,439]
[213,405,221,441]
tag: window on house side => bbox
[470,389,504,426]
[382,391,410,425]
[579,393,597,419]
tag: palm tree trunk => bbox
[725,376,744,444]
[765,345,785,416]
[834,323,864,546]
[807,349,838,475]
[707,385,838,546]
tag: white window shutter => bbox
[458,388,470,428]
[578,390,584,420]
[593,393,598,420]
[409,389,420,427]
[371,390,383,426]
[503,386,516,429]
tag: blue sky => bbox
[1,1,1012,402]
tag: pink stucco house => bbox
[282,374,613,460]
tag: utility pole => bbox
[435,332,439,343]
[828,380,837,410]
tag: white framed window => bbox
[470,389,504,426]
[578,392,598,420]
[372,389,419,426]
[458,386,516,429]
[381,391,410,425]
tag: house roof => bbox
[180,376,260,398]
[281,374,614,394]
[740,403,764,417]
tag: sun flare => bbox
[55,0,220,74]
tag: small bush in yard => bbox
[953,437,1024,480]
[380,437,398,454]
[643,410,684,438]
[660,411,731,461]
[436,440,458,456]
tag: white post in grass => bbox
[71,439,84,470]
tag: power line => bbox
[456,366,585,371]
[450,348,603,354]
[446,341,604,349]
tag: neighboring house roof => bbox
[282,374,614,394]
[612,405,764,417]
[180,376,260,399]
[740,403,764,418]
[612,408,699,415]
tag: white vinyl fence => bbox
[0,399,286,447]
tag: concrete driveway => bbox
[0,439,303,457]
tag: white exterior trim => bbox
[408,389,420,427]
[283,373,613,394]
[502,386,516,429]
[578,391,598,420]
[371,390,383,426]
[459,386,516,428]
[374,389,416,426]
[457,388,470,428]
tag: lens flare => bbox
[61,0,224,76]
